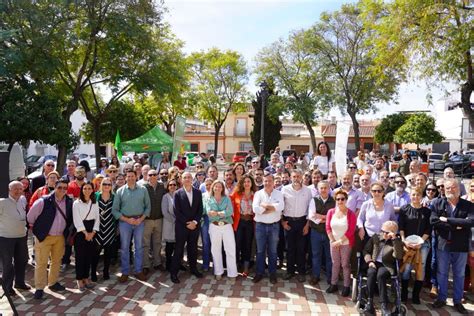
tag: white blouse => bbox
[312,155,335,175]
[73,200,100,232]
[330,214,349,245]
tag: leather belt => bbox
[240,214,253,221]
[284,216,307,221]
[212,221,228,226]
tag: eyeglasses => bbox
[102,183,112,186]
[149,174,158,177]
[381,230,390,234]
[46,164,55,167]
[56,186,68,190]
[335,198,346,201]
[395,181,406,185]
[371,189,383,193]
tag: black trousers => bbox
[170,225,199,275]
[284,218,307,274]
[165,242,175,271]
[235,220,254,266]
[367,262,391,303]
[277,224,286,263]
[74,233,95,280]
[91,243,114,278]
[0,236,28,292]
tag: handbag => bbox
[67,203,93,246]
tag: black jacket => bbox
[173,187,203,228]
[430,197,474,252]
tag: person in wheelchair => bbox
[363,220,404,315]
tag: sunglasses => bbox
[197,173,205,176]
[349,166,357,169]
[371,189,383,193]
[335,198,346,201]
[109,170,118,173]
[102,183,112,186]
[160,173,168,176]
[149,174,158,177]
[168,184,177,187]
[46,164,55,167]
[56,186,68,190]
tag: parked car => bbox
[432,154,474,175]
[232,151,248,163]
[25,155,57,174]
[428,153,444,172]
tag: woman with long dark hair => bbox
[232,163,246,183]
[311,141,335,179]
[73,183,100,291]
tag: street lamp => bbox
[259,81,269,156]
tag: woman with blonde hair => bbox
[203,180,237,280]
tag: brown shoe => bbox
[135,272,147,281]
[430,285,438,299]
[143,268,150,276]
[118,274,129,283]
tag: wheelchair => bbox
[351,252,407,316]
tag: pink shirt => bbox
[27,197,68,236]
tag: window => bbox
[206,143,215,154]
[235,118,247,136]
[239,142,253,152]
[190,143,199,152]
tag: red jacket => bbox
[326,207,357,247]
[230,191,254,231]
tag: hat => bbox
[106,165,119,174]
[389,172,399,178]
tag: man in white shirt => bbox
[252,172,284,284]
[281,169,312,282]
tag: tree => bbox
[250,86,282,156]
[1,0,174,173]
[80,99,154,145]
[394,113,444,148]
[361,0,473,128]
[374,113,410,144]
[309,4,403,151]
[189,48,249,155]
[255,30,329,153]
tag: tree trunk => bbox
[7,143,13,152]
[303,118,317,154]
[93,121,102,174]
[348,111,361,152]
[56,101,79,176]
[165,122,172,136]
[214,124,221,156]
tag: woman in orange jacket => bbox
[230,174,257,277]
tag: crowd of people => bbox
[1,143,473,315]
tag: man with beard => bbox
[431,178,474,314]
[308,169,324,197]
[224,169,236,195]
[253,169,264,190]
[281,170,312,282]
[159,168,169,183]
[66,166,86,199]
[372,157,385,183]
[385,176,410,218]
[281,171,291,186]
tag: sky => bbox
[164,0,449,120]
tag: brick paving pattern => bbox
[1,260,473,315]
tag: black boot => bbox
[401,279,409,302]
[412,280,423,304]
[363,298,375,315]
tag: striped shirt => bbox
[95,193,116,246]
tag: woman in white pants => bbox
[204,180,238,280]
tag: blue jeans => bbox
[311,229,332,282]
[119,221,145,275]
[201,215,211,270]
[401,240,430,280]
[255,222,279,275]
[437,249,468,304]
[431,233,438,286]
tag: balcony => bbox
[233,127,248,137]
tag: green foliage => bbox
[250,86,283,155]
[394,113,444,146]
[189,48,249,154]
[374,113,410,144]
[80,99,154,144]
[308,4,403,151]
[360,0,473,124]
[255,30,330,152]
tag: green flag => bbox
[114,130,122,160]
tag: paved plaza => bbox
[1,258,473,315]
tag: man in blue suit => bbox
[170,172,204,283]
